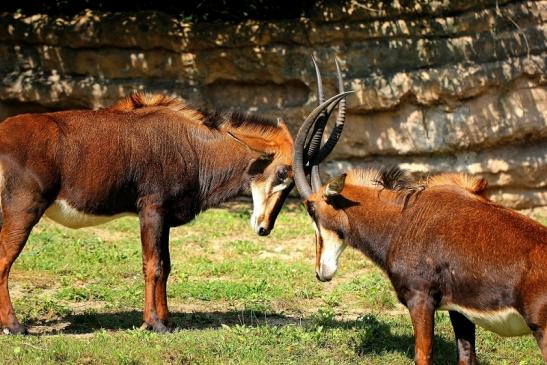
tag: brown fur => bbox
[111,92,292,166]
[0,92,295,334]
[306,169,547,364]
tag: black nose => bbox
[315,272,331,282]
[258,227,268,236]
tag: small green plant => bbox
[335,271,397,309]
[311,307,336,326]
[1,206,543,364]
[232,240,262,255]
[324,293,341,308]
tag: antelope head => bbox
[248,58,350,237]
[292,58,354,281]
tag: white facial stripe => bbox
[250,181,266,231]
[440,304,531,337]
[271,178,292,193]
[317,224,346,281]
[250,177,291,233]
[312,221,320,235]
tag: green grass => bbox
[1,201,544,364]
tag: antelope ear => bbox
[276,117,288,128]
[247,153,274,175]
[324,174,347,199]
[227,131,276,154]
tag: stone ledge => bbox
[0,1,544,208]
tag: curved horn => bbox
[312,56,325,104]
[315,58,347,163]
[305,56,328,162]
[294,91,354,200]
[304,115,328,162]
[311,165,322,192]
[309,59,348,191]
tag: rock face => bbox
[0,0,545,208]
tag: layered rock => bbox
[0,0,545,208]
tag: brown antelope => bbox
[0,72,348,335]
[293,83,547,363]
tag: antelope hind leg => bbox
[449,310,477,365]
[0,196,48,334]
[154,225,171,327]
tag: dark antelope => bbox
[0,79,348,334]
[293,70,547,364]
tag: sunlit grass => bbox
[3,201,544,364]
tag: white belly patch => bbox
[45,200,134,229]
[441,304,531,337]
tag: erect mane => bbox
[346,167,488,196]
[109,92,293,163]
[200,109,293,164]
[110,92,190,112]
[110,92,281,133]
[426,173,488,195]
[346,166,416,192]
[199,109,281,134]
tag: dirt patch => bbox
[85,227,130,242]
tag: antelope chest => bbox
[45,200,135,229]
[440,304,531,337]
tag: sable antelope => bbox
[0,60,349,334]
[293,75,547,364]
[0,74,349,334]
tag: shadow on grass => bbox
[47,309,303,334]
[340,314,458,364]
[33,309,460,363]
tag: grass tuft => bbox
[2,202,544,364]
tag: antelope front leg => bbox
[139,202,169,333]
[154,227,171,325]
[407,293,435,365]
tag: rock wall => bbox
[0,0,545,208]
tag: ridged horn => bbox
[312,56,325,104]
[315,58,347,163]
[293,91,354,200]
[305,56,329,162]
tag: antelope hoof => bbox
[140,320,170,333]
[2,324,28,335]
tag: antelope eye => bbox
[275,166,289,181]
[306,202,315,217]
